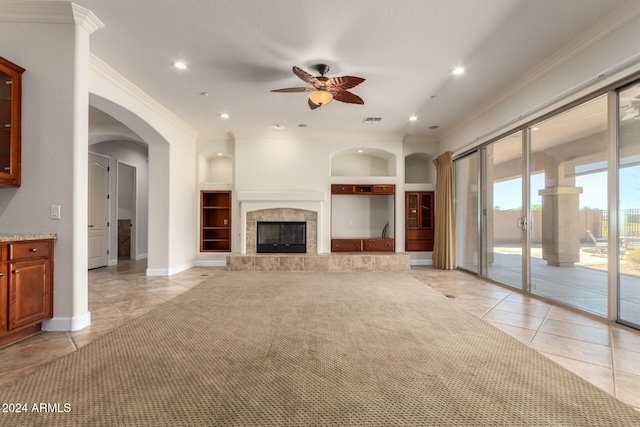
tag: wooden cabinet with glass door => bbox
[0,57,25,187]
[405,192,434,251]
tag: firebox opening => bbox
[257,221,306,253]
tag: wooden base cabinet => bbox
[0,238,53,348]
[405,192,434,252]
[331,238,395,252]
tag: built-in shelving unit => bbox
[405,191,434,251]
[330,184,395,252]
[200,191,232,252]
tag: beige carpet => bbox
[1,271,639,426]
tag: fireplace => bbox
[257,221,306,253]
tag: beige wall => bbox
[492,209,604,244]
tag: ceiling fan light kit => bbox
[309,90,333,106]
[271,64,365,110]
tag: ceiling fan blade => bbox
[308,98,321,110]
[270,87,313,93]
[293,66,318,86]
[333,91,364,105]
[328,76,365,91]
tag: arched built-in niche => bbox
[198,153,233,184]
[405,152,435,184]
[331,148,396,176]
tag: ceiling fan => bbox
[271,64,365,110]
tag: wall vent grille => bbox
[362,117,382,123]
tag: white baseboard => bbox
[108,258,118,266]
[147,261,195,277]
[135,253,148,261]
[42,311,91,332]
[410,259,433,266]
[194,260,227,267]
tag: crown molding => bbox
[0,1,103,33]
[90,53,199,139]
[71,3,104,34]
[444,0,640,142]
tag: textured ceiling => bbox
[73,0,631,140]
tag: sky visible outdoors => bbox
[493,167,640,210]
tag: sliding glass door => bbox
[528,95,608,316]
[453,81,640,328]
[481,133,524,288]
[618,83,640,328]
[455,152,479,273]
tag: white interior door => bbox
[88,153,109,269]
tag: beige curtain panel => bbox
[432,151,456,270]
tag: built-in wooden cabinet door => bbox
[0,262,7,334]
[331,239,363,252]
[406,193,420,229]
[363,238,395,252]
[7,258,52,331]
[0,57,25,187]
[420,192,434,229]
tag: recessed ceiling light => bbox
[429,125,439,130]
[200,92,209,96]
[172,61,187,70]
[298,124,308,128]
[409,116,418,122]
[273,124,284,129]
[532,127,539,131]
[217,152,223,156]
[357,149,363,153]
[452,67,465,75]
[219,113,229,119]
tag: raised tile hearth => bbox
[226,253,410,272]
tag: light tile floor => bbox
[0,261,639,411]
[409,266,640,411]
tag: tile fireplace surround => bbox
[246,208,317,254]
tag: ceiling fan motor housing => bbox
[315,64,330,76]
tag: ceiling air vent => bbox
[362,117,382,123]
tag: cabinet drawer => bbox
[372,185,395,194]
[8,240,51,260]
[331,239,363,252]
[363,238,395,252]
[406,229,433,240]
[331,184,354,194]
[406,239,433,252]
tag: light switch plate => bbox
[51,205,61,220]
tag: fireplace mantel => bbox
[237,190,326,202]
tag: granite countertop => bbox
[0,233,58,242]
